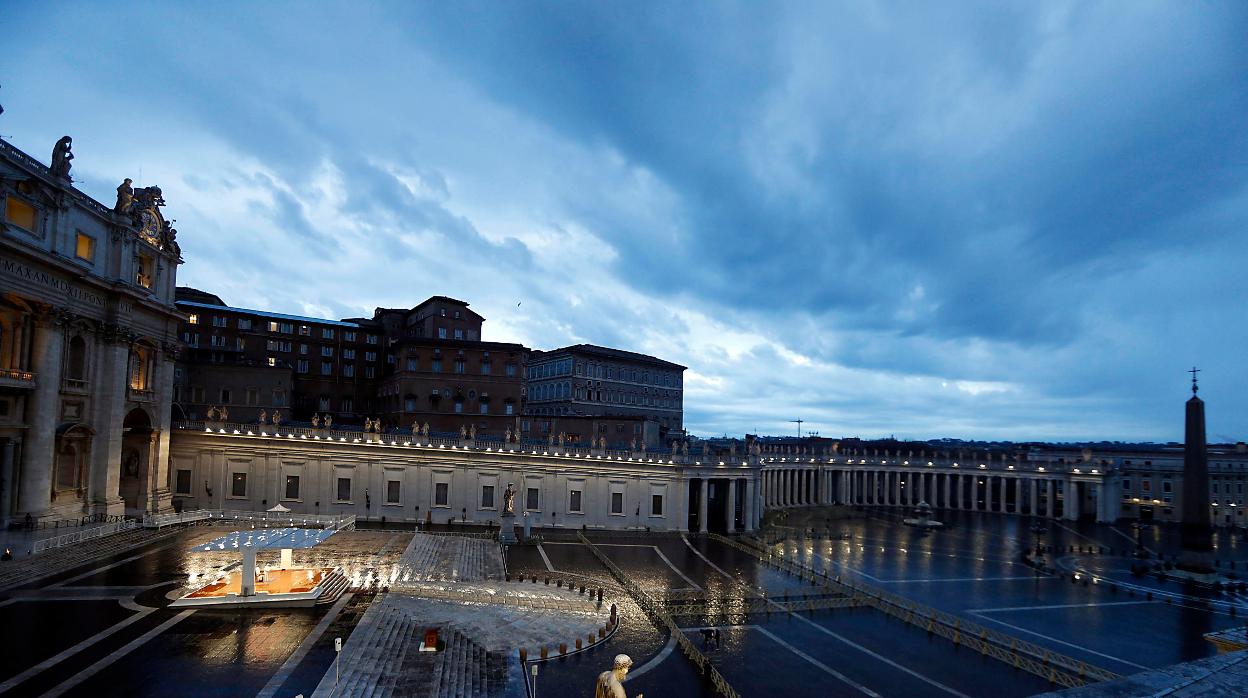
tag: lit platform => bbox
[173,567,346,608]
[171,525,349,608]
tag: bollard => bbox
[520,648,528,662]
[557,580,563,588]
[541,646,549,659]
[560,643,567,655]
[588,633,595,645]
[576,638,583,650]
[580,584,586,594]
[599,627,606,639]
[545,577,550,585]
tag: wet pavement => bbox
[0,511,1239,697]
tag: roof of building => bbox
[175,287,226,306]
[533,343,686,370]
[175,300,366,329]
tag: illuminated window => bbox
[188,314,199,325]
[75,232,95,261]
[267,357,276,367]
[136,254,154,289]
[4,196,37,231]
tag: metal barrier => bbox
[31,519,140,554]
[577,533,740,698]
[709,533,1121,689]
[142,509,355,531]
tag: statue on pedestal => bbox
[272,410,282,426]
[503,483,516,514]
[595,655,641,698]
[220,406,229,421]
[460,425,467,440]
[50,136,73,179]
[311,414,320,429]
[115,178,133,213]
[258,409,267,425]
[422,422,430,438]
[324,415,333,429]
[469,424,477,440]
[505,428,513,443]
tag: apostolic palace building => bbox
[2,128,1245,534]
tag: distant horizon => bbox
[4,3,1244,444]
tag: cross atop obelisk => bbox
[1188,366,1200,395]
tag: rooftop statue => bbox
[50,136,73,179]
[115,178,133,213]
[324,415,333,429]
[503,483,516,514]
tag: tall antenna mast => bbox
[789,419,804,438]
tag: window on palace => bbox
[526,487,540,511]
[611,492,624,515]
[365,352,377,362]
[75,231,95,262]
[336,477,352,502]
[175,469,192,496]
[220,388,231,404]
[454,359,465,374]
[479,402,488,415]
[438,328,447,339]
[364,367,374,378]
[238,318,252,330]
[245,388,258,406]
[322,328,335,340]
[406,358,418,371]
[1162,479,1173,493]
[231,472,247,498]
[5,196,38,231]
[285,475,300,500]
[136,253,154,289]
[344,331,356,342]
[652,494,664,516]
[341,397,353,412]
[272,389,285,406]
[505,402,514,416]
[481,360,491,375]
[343,364,355,378]
[321,361,332,375]
[435,482,449,506]
[431,359,442,373]
[386,480,401,505]
[481,485,494,509]
[454,401,463,413]
[187,314,199,325]
[569,489,583,513]
[343,349,355,360]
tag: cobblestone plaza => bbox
[0,506,1244,697]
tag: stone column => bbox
[984,476,993,513]
[726,478,737,533]
[1029,479,1039,516]
[699,478,709,533]
[18,315,64,518]
[1046,479,1055,518]
[744,477,756,532]
[0,438,17,528]
[942,473,951,510]
[144,350,177,515]
[89,334,130,516]
[684,478,693,529]
[1014,478,1023,516]
[1000,477,1009,514]
[1064,480,1080,521]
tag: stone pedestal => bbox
[499,511,517,544]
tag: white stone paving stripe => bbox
[254,592,355,698]
[536,543,555,572]
[880,576,1058,584]
[969,600,1157,613]
[624,635,676,681]
[38,610,195,698]
[0,603,156,695]
[966,611,1151,671]
[750,625,884,698]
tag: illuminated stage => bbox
[171,526,350,608]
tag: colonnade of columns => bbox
[691,475,758,534]
[758,466,1118,522]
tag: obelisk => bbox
[1177,368,1213,574]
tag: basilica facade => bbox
[0,134,182,523]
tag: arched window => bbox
[67,335,87,381]
[128,345,151,390]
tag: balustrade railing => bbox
[143,508,355,531]
[175,420,757,466]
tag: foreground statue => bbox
[595,655,641,698]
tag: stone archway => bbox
[120,408,153,514]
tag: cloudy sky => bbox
[3,2,1245,442]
